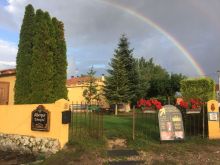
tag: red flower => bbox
[179,98,203,109]
[191,105,197,109]
[145,100,152,107]
[137,98,162,111]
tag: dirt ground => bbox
[0,151,36,165]
[1,141,220,165]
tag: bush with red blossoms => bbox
[137,98,162,110]
[179,98,203,110]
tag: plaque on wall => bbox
[208,112,219,121]
[31,105,50,131]
[158,105,184,141]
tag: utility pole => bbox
[217,70,220,101]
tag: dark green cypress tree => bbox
[30,9,54,103]
[104,37,130,115]
[14,4,35,104]
[52,18,68,100]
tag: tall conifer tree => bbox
[118,35,139,104]
[30,10,54,103]
[104,36,131,115]
[15,4,68,104]
[52,18,68,100]
[15,4,35,104]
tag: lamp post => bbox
[217,70,220,100]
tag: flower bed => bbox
[179,98,203,114]
[137,98,162,113]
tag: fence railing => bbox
[134,111,160,141]
[68,102,208,142]
[181,108,208,138]
[69,102,104,141]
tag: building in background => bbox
[0,68,108,106]
[0,69,16,105]
[66,75,108,107]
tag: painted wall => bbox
[67,81,109,107]
[0,75,16,105]
[68,86,87,103]
[207,100,220,139]
[0,99,69,148]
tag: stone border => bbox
[0,133,60,155]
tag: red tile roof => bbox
[66,76,90,86]
[66,76,102,86]
[0,68,16,76]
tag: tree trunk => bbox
[115,104,118,116]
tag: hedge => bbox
[180,77,215,102]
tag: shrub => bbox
[180,77,215,102]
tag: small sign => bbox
[208,112,219,121]
[158,105,184,141]
[31,105,50,131]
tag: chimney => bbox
[101,74,105,81]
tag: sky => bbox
[0,0,220,79]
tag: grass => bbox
[104,115,133,139]
[39,112,220,164]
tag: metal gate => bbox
[69,103,104,141]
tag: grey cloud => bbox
[0,0,220,79]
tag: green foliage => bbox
[52,18,68,100]
[170,73,186,95]
[83,67,99,103]
[136,57,169,99]
[117,35,139,104]
[180,77,215,101]
[15,4,68,104]
[30,9,55,103]
[15,4,35,104]
[136,57,185,99]
[104,35,131,104]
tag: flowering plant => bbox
[137,98,162,110]
[179,98,203,110]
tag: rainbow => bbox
[99,0,205,76]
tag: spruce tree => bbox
[52,18,68,100]
[104,39,130,115]
[14,4,35,104]
[30,9,54,103]
[118,35,139,105]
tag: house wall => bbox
[0,75,16,105]
[67,84,109,107]
[0,74,108,107]
[68,86,87,103]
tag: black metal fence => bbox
[181,108,208,138]
[134,107,208,141]
[68,102,208,142]
[134,111,160,141]
[69,102,104,141]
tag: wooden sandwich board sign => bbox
[158,105,184,141]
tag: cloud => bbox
[0,0,220,78]
[0,61,16,66]
[0,39,17,61]
[0,61,16,70]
